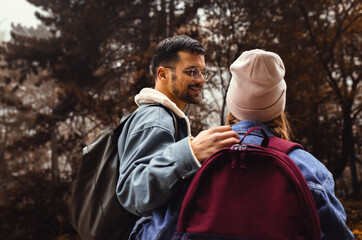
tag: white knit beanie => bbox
[226,49,286,123]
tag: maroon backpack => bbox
[172,127,321,240]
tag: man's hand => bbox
[191,126,240,163]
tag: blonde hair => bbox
[226,112,293,141]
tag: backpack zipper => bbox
[231,144,259,151]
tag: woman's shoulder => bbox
[288,148,333,184]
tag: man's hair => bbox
[151,35,205,77]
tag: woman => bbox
[226,49,354,240]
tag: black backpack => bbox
[69,104,178,240]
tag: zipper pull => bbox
[231,145,247,169]
[231,144,248,151]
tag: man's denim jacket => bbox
[116,90,200,240]
[232,120,354,240]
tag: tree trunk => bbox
[0,115,8,176]
[51,128,59,181]
[161,0,167,38]
[343,107,359,197]
[168,0,175,36]
[332,105,358,197]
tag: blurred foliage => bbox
[0,0,360,239]
[0,172,76,239]
[342,200,362,239]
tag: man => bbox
[116,35,240,240]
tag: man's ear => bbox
[157,67,168,82]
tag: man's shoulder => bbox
[136,104,174,119]
[130,104,175,130]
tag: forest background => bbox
[0,0,361,239]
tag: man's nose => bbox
[194,74,206,84]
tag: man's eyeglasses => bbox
[165,66,210,82]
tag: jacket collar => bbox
[135,88,192,136]
[134,88,186,119]
[232,120,274,137]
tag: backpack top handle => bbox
[239,126,269,147]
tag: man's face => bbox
[168,51,206,105]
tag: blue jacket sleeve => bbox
[289,149,354,240]
[116,107,199,216]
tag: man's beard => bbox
[171,73,202,104]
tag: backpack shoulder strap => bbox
[268,136,304,155]
[240,126,303,155]
[113,114,132,141]
[156,104,179,141]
